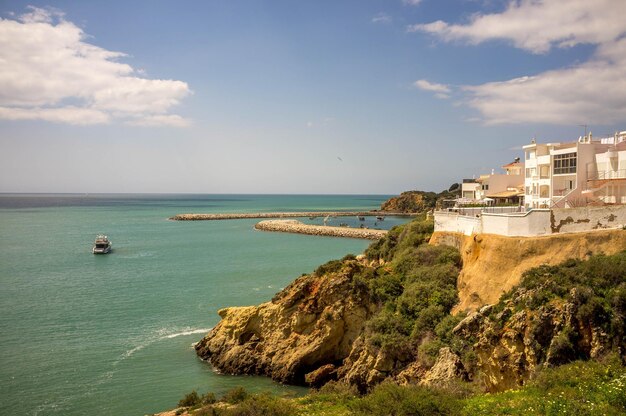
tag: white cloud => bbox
[408,0,626,54]
[0,106,109,125]
[0,7,191,127]
[402,0,422,6]
[464,38,626,125]
[408,0,626,125]
[413,79,451,98]
[372,13,392,24]
[127,114,191,128]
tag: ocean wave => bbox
[120,327,211,359]
[164,328,211,339]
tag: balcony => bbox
[587,169,626,190]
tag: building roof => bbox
[502,161,522,168]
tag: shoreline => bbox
[170,211,416,221]
[254,219,388,239]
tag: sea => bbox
[0,194,409,416]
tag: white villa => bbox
[435,131,626,237]
[460,159,524,205]
[524,131,626,209]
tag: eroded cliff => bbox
[430,229,626,313]
[195,258,379,386]
[195,219,626,393]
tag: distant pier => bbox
[254,220,388,240]
[170,211,416,221]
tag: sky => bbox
[1,0,625,194]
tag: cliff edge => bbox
[430,229,626,313]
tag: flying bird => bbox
[337,156,343,162]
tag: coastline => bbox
[170,211,416,221]
[254,219,388,239]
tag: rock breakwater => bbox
[170,211,415,221]
[254,220,387,240]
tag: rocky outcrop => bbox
[255,220,388,240]
[430,229,626,313]
[453,290,617,392]
[380,191,434,213]
[195,260,380,385]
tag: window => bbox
[525,186,530,195]
[482,184,489,190]
[553,152,577,174]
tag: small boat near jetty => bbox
[376,215,385,221]
[93,235,112,254]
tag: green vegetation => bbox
[348,382,461,416]
[463,356,626,415]
[488,250,626,365]
[175,358,626,415]
[174,216,626,415]
[357,217,465,372]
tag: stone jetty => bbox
[254,220,387,239]
[170,211,415,221]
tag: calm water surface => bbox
[0,194,407,415]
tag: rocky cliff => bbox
[430,229,626,313]
[195,259,380,386]
[196,219,626,393]
[453,249,626,392]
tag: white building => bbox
[523,131,626,209]
[434,131,626,237]
[459,159,524,205]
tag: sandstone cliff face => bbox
[195,258,467,391]
[454,288,617,392]
[430,229,626,313]
[195,260,380,386]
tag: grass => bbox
[175,358,626,415]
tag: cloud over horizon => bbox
[409,0,626,125]
[0,6,191,127]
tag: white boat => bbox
[93,235,112,254]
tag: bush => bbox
[178,390,201,407]
[314,259,345,276]
[220,393,296,416]
[221,386,249,404]
[349,382,461,416]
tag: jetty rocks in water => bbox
[195,259,379,386]
[170,211,414,221]
[255,220,387,240]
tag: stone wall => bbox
[434,205,626,237]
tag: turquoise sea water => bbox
[0,194,407,416]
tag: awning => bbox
[486,190,523,198]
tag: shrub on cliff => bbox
[364,242,462,356]
[365,216,433,261]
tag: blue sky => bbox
[1,1,625,194]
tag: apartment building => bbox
[523,132,626,209]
